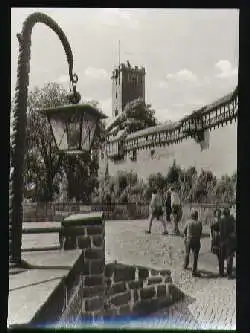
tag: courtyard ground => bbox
[21,219,236,329]
[105,219,236,330]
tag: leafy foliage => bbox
[98,160,236,205]
[23,83,69,201]
[122,99,157,133]
[107,98,157,136]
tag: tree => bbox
[165,160,183,189]
[21,83,69,201]
[191,169,216,203]
[123,99,157,134]
[148,172,166,190]
[107,98,157,136]
[215,174,235,203]
[62,152,99,203]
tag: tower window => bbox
[116,92,117,99]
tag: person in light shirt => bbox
[146,189,168,235]
[170,186,182,235]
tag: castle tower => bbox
[111,61,146,118]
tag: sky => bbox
[11,8,239,122]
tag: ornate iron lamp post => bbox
[9,12,106,268]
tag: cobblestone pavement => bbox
[105,220,236,330]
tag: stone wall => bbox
[100,122,237,180]
[30,214,184,327]
[60,214,105,325]
[103,262,184,318]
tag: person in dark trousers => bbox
[146,189,168,235]
[165,189,172,223]
[183,209,203,277]
[210,208,222,255]
[170,187,182,235]
[211,207,236,278]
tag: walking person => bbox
[146,189,168,235]
[183,209,202,277]
[210,208,222,255]
[165,189,172,223]
[170,187,182,235]
[211,207,236,278]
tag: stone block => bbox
[63,212,103,227]
[84,275,103,287]
[90,259,105,275]
[84,249,104,260]
[77,236,91,249]
[138,267,149,279]
[82,262,90,275]
[160,269,172,277]
[113,265,136,282]
[85,296,103,312]
[63,227,88,240]
[133,299,159,315]
[105,263,115,278]
[168,283,185,302]
[147,276,163,285]
[63,236,76,250]
[87,226,103,235]
[140,286,155,300]
[157,296,173,308]
[150,269,159,276]
[92,235,103,247]
[164,275,173,283]
[157,284,167,298]
[110,281,127,295]
[118,304,131,316]
[82,285,105,298]
[110,291,131,306]
[104,308,118,318]
[127,280,143,290]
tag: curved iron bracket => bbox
[9,12,80,265]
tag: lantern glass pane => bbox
[66,113,81,150]
[81,112,97,151]
[49,117,68,150]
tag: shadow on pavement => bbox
[150,294,199,329]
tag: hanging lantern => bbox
[41,103,107,154]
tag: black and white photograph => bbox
[9,8,238,330]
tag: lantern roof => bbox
[40,103,107,119]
